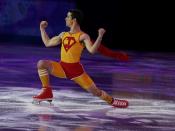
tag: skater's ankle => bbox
[111,98,114,104]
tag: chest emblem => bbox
[62,37,76,52]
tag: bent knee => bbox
[37,60,46,68]
[37,60,51,69]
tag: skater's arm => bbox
[81,28,106,54]
[40,21,63,47]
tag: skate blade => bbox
[112,104,128,108]
[32,98,53,106]
[112,105,128,108]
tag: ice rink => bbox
[0,44,175,131]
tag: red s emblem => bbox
[62,37,76,52]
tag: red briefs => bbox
[60,61,84,79]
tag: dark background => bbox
[0,0,173,52]
[76,0,173,52]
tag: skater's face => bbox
[65,12,74,27]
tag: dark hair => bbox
[69,9,84,25]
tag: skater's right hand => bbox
[40,21,48,29]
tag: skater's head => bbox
[65,9,84,27]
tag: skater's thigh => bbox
[50,61,66,78]
[73,72,95,90]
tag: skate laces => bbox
[112,99,128,107]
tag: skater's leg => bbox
[73,72,128,108]
[37,60,52,87]
[88,85,113,104]
[73,73,113,104]
[49,61,66,78]
[33,60,66,100]
[37,60,66,87]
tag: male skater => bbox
[33,9,128,108]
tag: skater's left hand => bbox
[98,28,106,38]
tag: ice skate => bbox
[111,98,129,108]
[32,87,53,105]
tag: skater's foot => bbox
[111,98,128,108]
[33,87,53,101]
